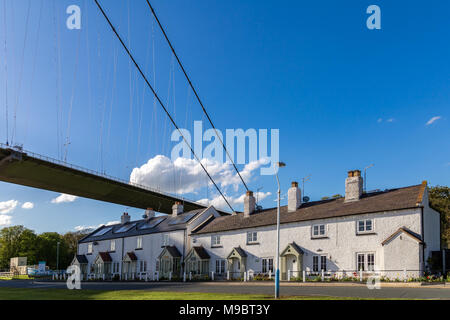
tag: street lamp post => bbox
[56,241,60,272]
[274,162,285,299]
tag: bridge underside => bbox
[0,147,212,215]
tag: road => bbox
[0,280,449,299]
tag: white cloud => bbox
[0,200,19,214]
[0,215,12,227]
[386,118,395,123]
[51,194,78,204]
[426,116,442,126]
[130,155,268,195]
[198,191,272,211]
[377,118,383,123]
[21,202,34,210]
[74,220,120,232]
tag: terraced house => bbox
[74,170,441,280]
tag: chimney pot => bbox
[145,208,155,219]
[121,212,131,224]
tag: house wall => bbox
[382,233,422,279]
[421,189,441,261]
[77,207,219,276]
[192,208,425,278]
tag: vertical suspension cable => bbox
[3,0,9,145]
[24,0,43,146]
[93,0,235,212]
[144,0,249,192]
[11,0,31,145]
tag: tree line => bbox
[0,226,89,270]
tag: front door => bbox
[230,258,240,279]
[161,258,171,278]
[286,255,298,278]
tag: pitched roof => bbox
[192,246,210,260]
[194,184,425,234]
[73,254,88,264]
[227,247,247,259]
[97,252,112,262]
[125,252,138,261]
[161,246,182,258]
[381,227,424,246]
[79,209,206,243]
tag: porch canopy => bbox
[185,246,210,275]
[158,246,182,277]
[280,242,304,279]
[227,247,247,273]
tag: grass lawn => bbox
[0,287,404,300]
[0,275,33,281]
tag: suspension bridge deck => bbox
[0,145,212,215]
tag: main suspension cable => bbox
[94,0,235,213]
[145,0,249,192]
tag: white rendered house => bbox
[191,171,441,280]
[74,170,441,280]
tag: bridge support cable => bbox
[144,0,249,192]
[93,0,235,213]
[2,0,9,145]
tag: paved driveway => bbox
[1,280,449,299]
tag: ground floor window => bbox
[139,260,147,273]
[313,255,327,272]
[216,259,226,274]
[357,253,375,271]
[112,262,120,273]
[262,258,273,273]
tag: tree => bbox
[429,185,450,249]
[0,226,37,269]
[36,232,63,270]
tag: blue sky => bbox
[0,0,448,233]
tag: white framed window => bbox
[357,219,374,234]
[262,258,274,273]
[112,262,120,273]
[312,224,327,238]
[247,231,258,244]
[216,259,226,274]
[312,255,327,272]
[137,236,143,249]
[357,252,375,271]
[88,243,93,254]
[139,260,147,273]
[155,259,160,272]
[162,234,170,246]
[211,235,221,247]
[110,240,116,252]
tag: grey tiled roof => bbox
[193,184,425,235]
[79,209,205,244]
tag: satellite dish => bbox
[303,196,310,203]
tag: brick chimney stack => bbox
[288,181,302,212]
[244,191,256,217]
[345,170,363,202]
